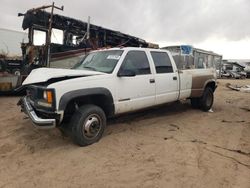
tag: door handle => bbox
[173,76,177,80]
[149,79,155,83]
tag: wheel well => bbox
[205,81,216,92]
[63,94,114,122]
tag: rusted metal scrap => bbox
[21,9,151,49]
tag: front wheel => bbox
[70,104,106,146]
[199,87,214,112]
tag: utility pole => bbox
[46,2,64,67]
[87,16,90,40]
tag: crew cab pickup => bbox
[18,47,217,146]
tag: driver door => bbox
[115,50,155,114]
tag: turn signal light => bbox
[47,91,53,103]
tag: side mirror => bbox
[18,13,25,17]
[117,69,136,77]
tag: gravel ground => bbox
[0,79,249,188]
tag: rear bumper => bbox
[19,97,56,129]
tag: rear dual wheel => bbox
[191,87,214,112]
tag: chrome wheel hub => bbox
[83,114,101,138]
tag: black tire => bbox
[199,87,214,112]
[58,123,71,137]
[190,98,200,109]
[70,104,106,146]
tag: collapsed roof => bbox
[22,9,150,48]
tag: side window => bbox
[120,51,151,75]
[51,29,63,44]
[150,52,173,73]
[33,30,46,46]
[197,57,205,68]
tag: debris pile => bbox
[226,83,250,93]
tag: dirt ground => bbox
[0,79,249,188]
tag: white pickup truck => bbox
[19,47,217,146]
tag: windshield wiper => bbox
[84,66,97,71]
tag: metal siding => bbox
[0,28,28,57]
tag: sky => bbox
[0,0,250,59]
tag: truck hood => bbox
[22,68,106,85]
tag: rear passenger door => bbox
[115,50,155,114]
[150,51,179,105]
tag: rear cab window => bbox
[150,51,173,73]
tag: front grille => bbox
[26,86,44,101]
[27,87,36,101]
[26,85,55,112]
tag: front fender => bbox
[58,87,115,116]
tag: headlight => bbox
[43,91,47,100]
[37,89,54,108]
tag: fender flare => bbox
[58,87,115,116]
[191,78,216,98]
[203,79,217,91]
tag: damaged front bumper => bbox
[18,96,56,129]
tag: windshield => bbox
[73,50,123,73]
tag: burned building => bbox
[0,4,158,93]
[20,9,156,68]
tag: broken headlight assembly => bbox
[37,89,55,108]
